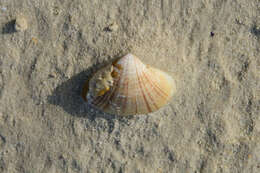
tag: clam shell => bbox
[82,53,176,116]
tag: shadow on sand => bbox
[250,24,260,37]
[2,20,16,34]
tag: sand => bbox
[0,0,260,172]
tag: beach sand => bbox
[0,0,260,172]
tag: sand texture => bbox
[0,0,260,172]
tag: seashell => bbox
[82,53,176,116]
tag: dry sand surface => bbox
[0,0,260,172]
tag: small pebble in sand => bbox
[15,15,28,32]
[105,22,119,32]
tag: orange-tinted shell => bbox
[82,53,175,116]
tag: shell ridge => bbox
[95,89,113,108]
[111,56,130,114]
[134,96,138,114]
[133,55,143,113]
[142,69,168,99]
[131,57,139,114]
[146,68,170,97]
[121,59,129,114]
[133,56,159,111]
[93,86,112,106]
[92,86,112,107]
[134,56,152,113]
[140,67,159,111]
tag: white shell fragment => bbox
[82,53,176,116]
[107,22,118,32]
[15,15,28,32]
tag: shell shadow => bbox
[2,20,16,34]
[47,59,134,122]
[250,25,260,37]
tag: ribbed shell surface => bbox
[86,54,175,116]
